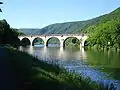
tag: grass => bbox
[5,47,106,90]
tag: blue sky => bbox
[1,0,120,28]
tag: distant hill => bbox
[18,7,120,35]
[18,28,41,35]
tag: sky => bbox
[1,0,120,28]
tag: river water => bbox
[19,44,120,89]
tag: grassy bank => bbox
[5,47,105,90]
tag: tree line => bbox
[86,19,120,50]
[0,19,23,46]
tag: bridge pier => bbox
[60,39,64,48]
[29,37,34,46]
[44,41,47,47]
[81,41,85,48]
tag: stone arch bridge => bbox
[18,34,88,48]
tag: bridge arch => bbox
[84,40,88,46]
[32,37,44,46]
[63,37,81,48]
[21,38,31,46]
[18,34,88,48]
[46,37,60,47]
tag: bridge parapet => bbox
[19,34,87,37]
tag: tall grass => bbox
[5,47,106,90]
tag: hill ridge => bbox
[18,7,120,35]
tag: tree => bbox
[0,2,3,43]
[87,19,120,50]
[0,2,3,12]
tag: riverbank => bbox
[85,45,120,52]
[2,46,106,90]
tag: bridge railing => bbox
[18,34,87,37]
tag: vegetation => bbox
[5,47,105,90]
[85,8,120,50]
[33,38,44,45]
[64,37,80,48]
[47,38,60,44]
[18,19,101,34]
[0,19,21,46]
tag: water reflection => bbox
[29,46,34,55]
[86,50,120,80]
[19,45,120,89]
[58,47,64,60]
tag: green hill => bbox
[18,7,120,35]
[85,7,120,49]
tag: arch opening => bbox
[21,38,31,46]
[46,37,60,47]
[32,37,44,47]
[83,40,88,50]
[84,40,88,46]
[63,37,81,48]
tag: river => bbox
[19,44,120,89]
